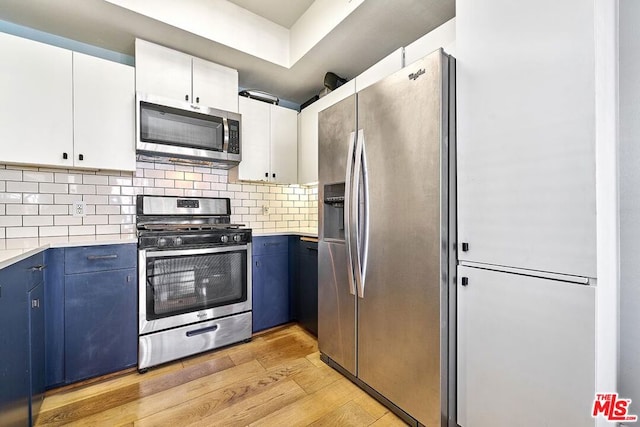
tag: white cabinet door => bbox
[73,53,136,171]
[270,105,297,184]
[297,80,356,184]
[404,18,456,65]
[0,32,73,167]
[192,58,238,113]
[237,97,270,182]
[457,266,595,427]
[456,0,596,277]
[135,39,191,102]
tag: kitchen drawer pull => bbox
[29,264,46,271]
[186,325,218,337]
[87,254,118,261]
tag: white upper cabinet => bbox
[236,97,297,184]
[192,58,238,113]
[135,39,238,112]
[456,0,596,277]
[0,32,73,167]
[297,80,356,185]
[73,52,136,171]
[404,18,456,65]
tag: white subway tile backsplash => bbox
[0,160,318,238]
[40,205,68,215]
[83,175,109,185]
[39,183,68,194]
[24,171,54,183]
[7,204,38,215]
[6,226,38,238]
[55,173,83,184]
[7,181,38,193]
[24,194,53,204]
[54,216,83,226]
[69,225,95,236]
[23,216,53,226]
[0,170,22,181]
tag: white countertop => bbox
[0,234,137,269]
[0,228,318,270]
[253,228,318,238]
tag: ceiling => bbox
[226,0,315,28]
[0,0,455,104]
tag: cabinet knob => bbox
[461,242,469,252]
[265,172,269,178]
[185,94,189,101]
[79,154,84,161]
[62,152,68,160]
[196,97,200,104]
[461,277,469,286]
[272,173,276,178]
[31,299,40,309]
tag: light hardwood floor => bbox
[36,324,407,427]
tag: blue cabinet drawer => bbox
[65,244,136,274]
[252,236,289,256]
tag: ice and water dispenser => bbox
[323,183,345,240]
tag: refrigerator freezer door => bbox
[356,51,450,426]
[318,95,357,375]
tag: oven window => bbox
[140,101,224,151]
[145,250,246,319]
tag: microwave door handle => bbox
[222,117,230,153]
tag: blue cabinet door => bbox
[0,261,29,427]
[252,252,290,333]
[44,248,65,388]
[64,268,137,383]
[28,282,44,425]
[297,240,318,336]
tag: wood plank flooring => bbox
[36,324,408,427]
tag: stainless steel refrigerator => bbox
[318,49,456,427]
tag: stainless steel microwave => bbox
[136,93,241,169]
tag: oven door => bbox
[139,244,252,335]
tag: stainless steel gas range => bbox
[136,195,252,370]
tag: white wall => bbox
[619,0,640,408]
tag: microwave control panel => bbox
[228,120,240,154]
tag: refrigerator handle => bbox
[352,129,367,299]
[344,131,357,296]
[360,129,370,298]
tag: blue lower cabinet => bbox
[64,267,137,383]
[252,236,290,332]
[0,253,45,427]
[0,260,30,427]
[44,248,65,388]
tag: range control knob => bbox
[233,234,242,243]
[174,237,183,246]
[158,237,168,247]
[220,235,229,243]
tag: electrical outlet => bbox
[73,201,86,217]
[262,204,270,215]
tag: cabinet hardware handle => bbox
[79,154,84,161]
[30,265,46,271]
[461,277,469,286]
[186,325,218,337]
[461,242,469,252]
[196,97,200,103]
[87,254,118,260]
[265,172,269,178]
[31,299,40,308]
[272,173,276,178]
[185,94,189,101]
[62,152,68,160]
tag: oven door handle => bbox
[145,245,249,258]
[186,325,219,337]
